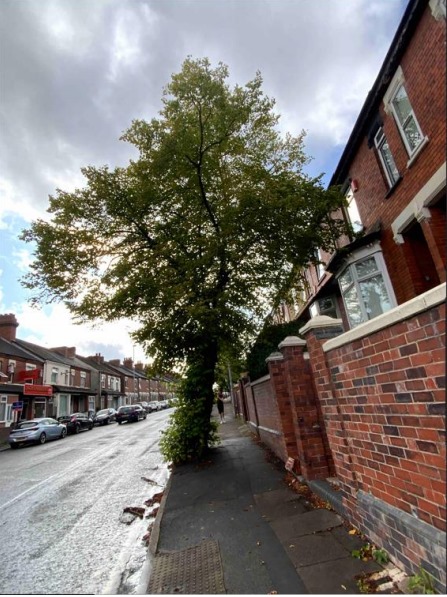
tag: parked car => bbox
[57,412,94,434]
[158,400,168,409]
[135,401,151,413]
[148,401,162,412]
[115,405,147,424]
[9,418,67,449]
[94,408,117,425]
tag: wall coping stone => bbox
[265,351,284,362]
[300,315,344,336]
[278,335,306,349]
[250,374,271,387]
[323,283,446,353]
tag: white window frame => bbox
[80,371,87,388]
[51,367,59,384]
[345,186,363,233]
[383,67,427,162]
[429,0,446,20]
[0,396,13,424]
[336,244,397,329]
[309,295,340,320]
[374,127,400,187]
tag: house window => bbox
[59,394,69,416]
[391,84,423,155]
[345,187,363,233]
[338,252,395,328]
[313,249,325,281]
[80,372,86,388]
[0,396,13,423]
[310,296,339,319]
[374,128,399,187]
[101,374,105,389]
[70,369,75,385]
[51,368,59,383]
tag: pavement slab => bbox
[270,508,343,540]
[283,531,350,567]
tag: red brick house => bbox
[293,0,445,329]
[238,0,446,590]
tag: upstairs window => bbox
[374,128,399,187]
[384,67,425,160]
[391,84,423,155]
[345,186,363,233]
[51,367,58,383]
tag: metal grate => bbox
[148,539,226,594]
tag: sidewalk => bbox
[147,406,387,595]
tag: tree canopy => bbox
[22,57,348,461]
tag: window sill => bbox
[406,136,429,169]
[385,175,403,199]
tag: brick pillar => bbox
[300,316,359,518]
[266,350,301,474]
[278,336,331,480]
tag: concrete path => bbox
[147,407,383,594]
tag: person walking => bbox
[217,390,225,424]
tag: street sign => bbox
[12,401,23,410]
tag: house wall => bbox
[337,5,446,306]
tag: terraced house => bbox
[237,0,446,591]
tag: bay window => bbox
[338,250,396,328]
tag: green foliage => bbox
[372,548,389,564]
[245,318,307,380]
[408,567,437,594]
[20,57,350,462]
[159,382,220,465]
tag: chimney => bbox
[88,353,104,364]
[135,362,144,372]
[109,359,121,366]
[123,358,133,369]
[0,313,19,341]
[52,346,76,359]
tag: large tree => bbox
[22,58,348,462]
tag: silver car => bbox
[8,418,67,449]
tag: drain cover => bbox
[148,539,226,594]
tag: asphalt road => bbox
[0,409,171,595]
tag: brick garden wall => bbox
[303,284,446,591]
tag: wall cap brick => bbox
[265,351,284,362]
[323,283,446,353]
[251,374,271,387]
[300,315,344,336]
[278,335,306,349]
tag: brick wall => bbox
[302,284,446,591]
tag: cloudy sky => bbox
[0,0,408,364]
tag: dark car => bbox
[94,408,117,425]
[8,418,67,448]
[57,412,94,434]
[115,405,147,424]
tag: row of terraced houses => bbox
[0,313,178,443]
[235,0,446,592]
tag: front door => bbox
[34,400,46,418]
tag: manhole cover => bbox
[148,539,226,594]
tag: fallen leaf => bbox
[289,544,295,549]
[348,529,357,535]
[341,585,347,591]
[256,541,261,546]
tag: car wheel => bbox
[118,421,122,425]
[105,419,109,425]
[89,423,94,430]
[10,444,19,450]
[60,428,67,439]
[39,433,47,445]
[74,425,81,434]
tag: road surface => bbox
[0,409,171,594]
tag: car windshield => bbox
[17,421,40,429]
[119,407,132,413]
[96,410,108,416]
